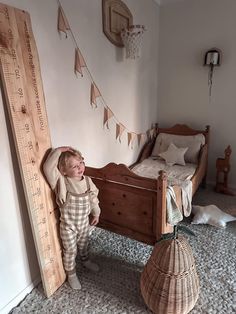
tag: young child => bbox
[43,146,101,290]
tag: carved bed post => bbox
[156,171,173,241]
[215,145,235,196]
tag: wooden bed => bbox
[85,124,210,245]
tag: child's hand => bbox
[58,146,73,152]
[90,216,99,226]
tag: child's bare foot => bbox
[67,273,81,290]
[82,260,99,272]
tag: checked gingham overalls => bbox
[60,176,92,274]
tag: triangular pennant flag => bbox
[137,133,146,146]
[127,132,136,148]
[103,107,114,129]
[146,129,153,141]
[149,128,155,139]
[74,48,86,77]
[153,126,158,138]
[57,6,70,37]
[90,83,101,108]
[116,123,126,142]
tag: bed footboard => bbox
[85,164,173,244]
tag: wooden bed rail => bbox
[86,163,157,191]
[85,165,172,244]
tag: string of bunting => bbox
[57,0,156,148]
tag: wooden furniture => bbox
[85,124,210,245]
[0,3,65,297]
[215,145,235,196]
[140,235,199,314]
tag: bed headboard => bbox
[136,124,210,164]
[156,124,210,144]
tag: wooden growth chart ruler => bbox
[0,3,65,297]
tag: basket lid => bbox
[150,235,195,274]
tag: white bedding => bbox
[132,157,197,225]
[132,157,197,182]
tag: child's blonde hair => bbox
[58,148,84,173]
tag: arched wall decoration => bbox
[102,0,133,47]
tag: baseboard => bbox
[206,180,215,188]
[207,180,236,192]
[0,277,41,314]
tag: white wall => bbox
[158,0,236,187]
[38,0,160,167]
[0,0,160,312]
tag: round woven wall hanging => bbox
[140,235,200,314]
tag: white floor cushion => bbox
[191,205,236,228]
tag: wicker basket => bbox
[140,235,200,314]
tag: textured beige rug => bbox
[11,187,236,314]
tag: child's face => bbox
[64,156,85,180]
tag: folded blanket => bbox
[166,186,183,225]
[181,180,192,217]
[167,179,193,225]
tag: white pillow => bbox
[158,143,188,166]
[152,133,205,164]
[191,205,236,228]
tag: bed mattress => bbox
[132,157,197,184]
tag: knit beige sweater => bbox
[43,148,101,217]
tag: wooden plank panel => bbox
[0,3,65,297]
[86,163,157,190]
[97,180,155,235]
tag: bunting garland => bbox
[103,107,114,129]
[137,133,146,146]
[57,1,154,148]
[74,48,87,77]
[57,5,70,37]
[90,83,101,109]
[116,123,126,142]
[127,132,136,149]
[147,128,155,141]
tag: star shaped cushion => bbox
[158,143,188,166]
